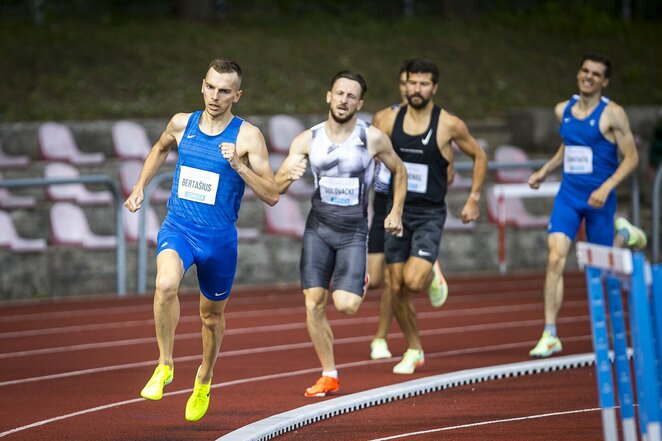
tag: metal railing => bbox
[0,176,126,296]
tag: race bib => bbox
[177,166,219,205]
[564,146,593,174]
[319,176,360,206]
[404,162,429,193]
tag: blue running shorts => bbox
[156,212,238,301]
[548,184,616,246]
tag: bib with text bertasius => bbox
[177,166,220,205]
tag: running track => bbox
[0,271,604,440]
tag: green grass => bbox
[1,9,661,121]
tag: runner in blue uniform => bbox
[528,53,640,357]
[376,58,487,374]
[276,71,407,397]
[124,58,278,420]
[368,61,452,362]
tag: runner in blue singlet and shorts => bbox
[124,59,279,421]
[375,58,488,375]
[528,53,641,358]
[276,71,407,397]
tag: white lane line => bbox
[0,340,592,438]
[0,305,588,360]
[0,319,591,387]
[0,299,588,340]
[368,407,602,440]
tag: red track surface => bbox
[0,271,603,440]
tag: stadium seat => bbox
[263,193,305,238]
[111,120,176,163]
[486,186,549,228]
[123,207,160,245]
[38,122,106,165]
[0,173,37,209]
[0,141,29,169]
[119,160,170,202]
[237,227,260,241]
[0,209,47,252]
[493,144,533,184]
[50,202,116,249]
[44,162,113,205]
[267,115,305,154]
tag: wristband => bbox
[469,192,481,202]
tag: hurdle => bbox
[576,242,662,441]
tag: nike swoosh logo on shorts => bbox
[417,250,432,257]
[214,290,228,297]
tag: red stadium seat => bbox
[0,209,47,252]
[112,120,176,163]
[44,162,113,205]
[494,144,533,184]
[50,202,116,249]
[38,122,106,165]
[123,207,160,246]
[119,160,171,202]
[0,141,29,169]
[264,193,305,238]
[0,173,37,209]
[267,115,305,154]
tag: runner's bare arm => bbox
[446,114,487,222]
[529,101,568,189]
[368,126,406,237]
[124,113,187,212]
[588,103,639,207]
[275,130,311,194]
[230,123,279,206]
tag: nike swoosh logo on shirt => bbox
[187,134,196,139]
[421,129,433,146]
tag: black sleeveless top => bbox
[391,105,449,207]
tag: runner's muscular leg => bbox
[543,233,572,325]
[402,256,434,293]
[198,296,228,384]
[332,289,364,315]
[389,261,422,350]
[304,287,335,371]
[154,249,185,367]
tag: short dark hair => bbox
[399,59,413,75]
[406,58,440,84]
[208,58,243,84]
[581,53,611,79]
[329,71,367,98]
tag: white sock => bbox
[322,370,338,379]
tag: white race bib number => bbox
[177,166,219,205]
[404,162,429,193]
[564,146,593,174]
[319,176,360,206]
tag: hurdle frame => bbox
[577,242,662,441]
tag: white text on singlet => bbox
[403,162,429,193]
[564,146,593,174]
[177,166,220,205]
[319,176,360,206]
